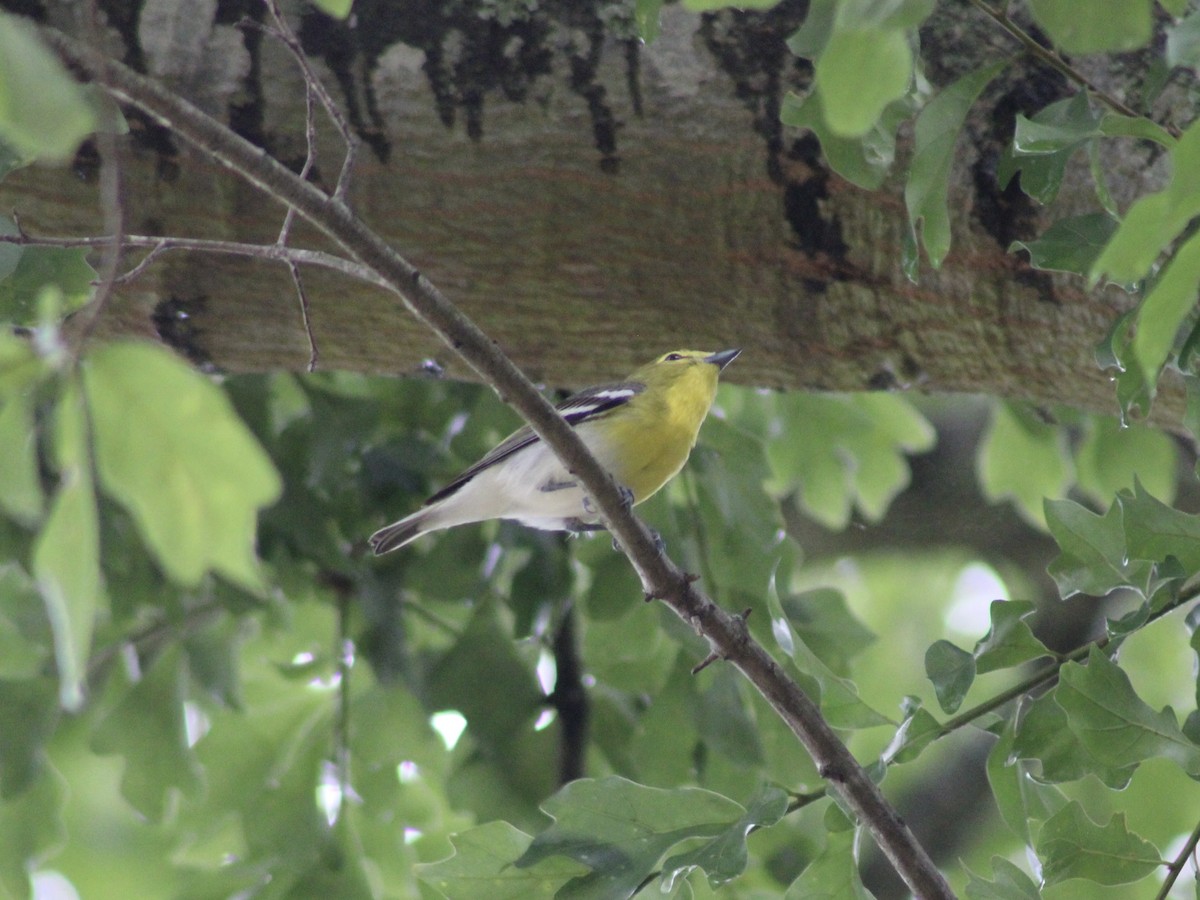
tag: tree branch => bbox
[0,232,387,290]
[41,25,953,898]
[1157,814,1200,900]
[549,602,589,785]
[967,0,1180,136]
[937,583,1200,741]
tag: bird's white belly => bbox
[442,439,598,531]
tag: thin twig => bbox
[937,584,1200,740]
[42,29,955,898]
[285,258,319,371]
[261,0,358,201]
[680,466,718,602]
[1157,815,1200,900]
[966,0,1181,137]
[275,76,314,247]
[334,583,353,826]
[86,599,226,688]
[789,585,1200,835]
[402,599,463,637]
[112,240,168,284]
[74,0,127,355]
[0,231,387,289]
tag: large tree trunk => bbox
[2,0,1177,418]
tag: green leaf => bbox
[82,341,282,589]
[0,390,43,523]
[815,27,912,138]
[987,720,1067,843]
[905,62,1005,269]
[1120,479,1200,570]
[973,600,1051,673]
[181,637,337,873]
[426,600,544,749]
[978,401,1070,528]
[0,245,96,326]
[418,821,588,900]
[767,393,933,529]
[634,0,664,43]
[1087,140,1119,217]
[683,0,781,7]
[1132,228,1200,384]
[964,856,1041,900]
[1000,93,1098,205]
[1009,213,1118,276]
[925,640,975,713]
[1097,112,1176,149]
[311,0,353,17]
[768,581,891,729]
[0,13,96,160]
[1036,801,1161,886]
[998,144,1068,206]
[1056,646,1200,776]
[696,669,765,767]
[1167,10,1200,71]
[779,588,876,676]
[627,658,707,788]
[782,0,931,184]
[786,0,835,57]
[1093,118,1200,285]
[1012,94,1102,154]
[660,784,788,887]
[0,216,20,283]
[515,776,744,898]
[1075,416,1177,507]
[0,766,65,899]
[1012,689,1137,788]
[850,0,936,30]
[886,698,942,765]
[684,418,784,599]
[582,593,676,694]
[0,570,50,682]
[783,829,872,899]
[0,677,58,797]
[32,381,101,711]
[1045,498,1150,598]
[1027,0,1152,54]
[0,140,26,181]
[90,647,204,820]
[781,89,908,190]
[0,329,42,395]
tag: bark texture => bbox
[1,0,1182,419]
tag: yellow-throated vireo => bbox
[369,348,740,554]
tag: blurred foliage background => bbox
[7,0,1200,897]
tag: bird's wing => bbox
[424,380,645,504]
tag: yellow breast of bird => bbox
[589,376,715,504]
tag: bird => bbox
[369,348,741,554]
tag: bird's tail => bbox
[369,508,434,555]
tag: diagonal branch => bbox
[967,0,1180,137]
[1157,814,1200,900]
[40,26,954,899]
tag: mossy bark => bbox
[2,0,1181,420]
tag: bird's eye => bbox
[664,352,685,362]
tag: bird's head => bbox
[632,348,741,415]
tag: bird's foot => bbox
[611,528,663,553]
[581,484,634,517]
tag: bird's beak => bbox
[706,348,741,371]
